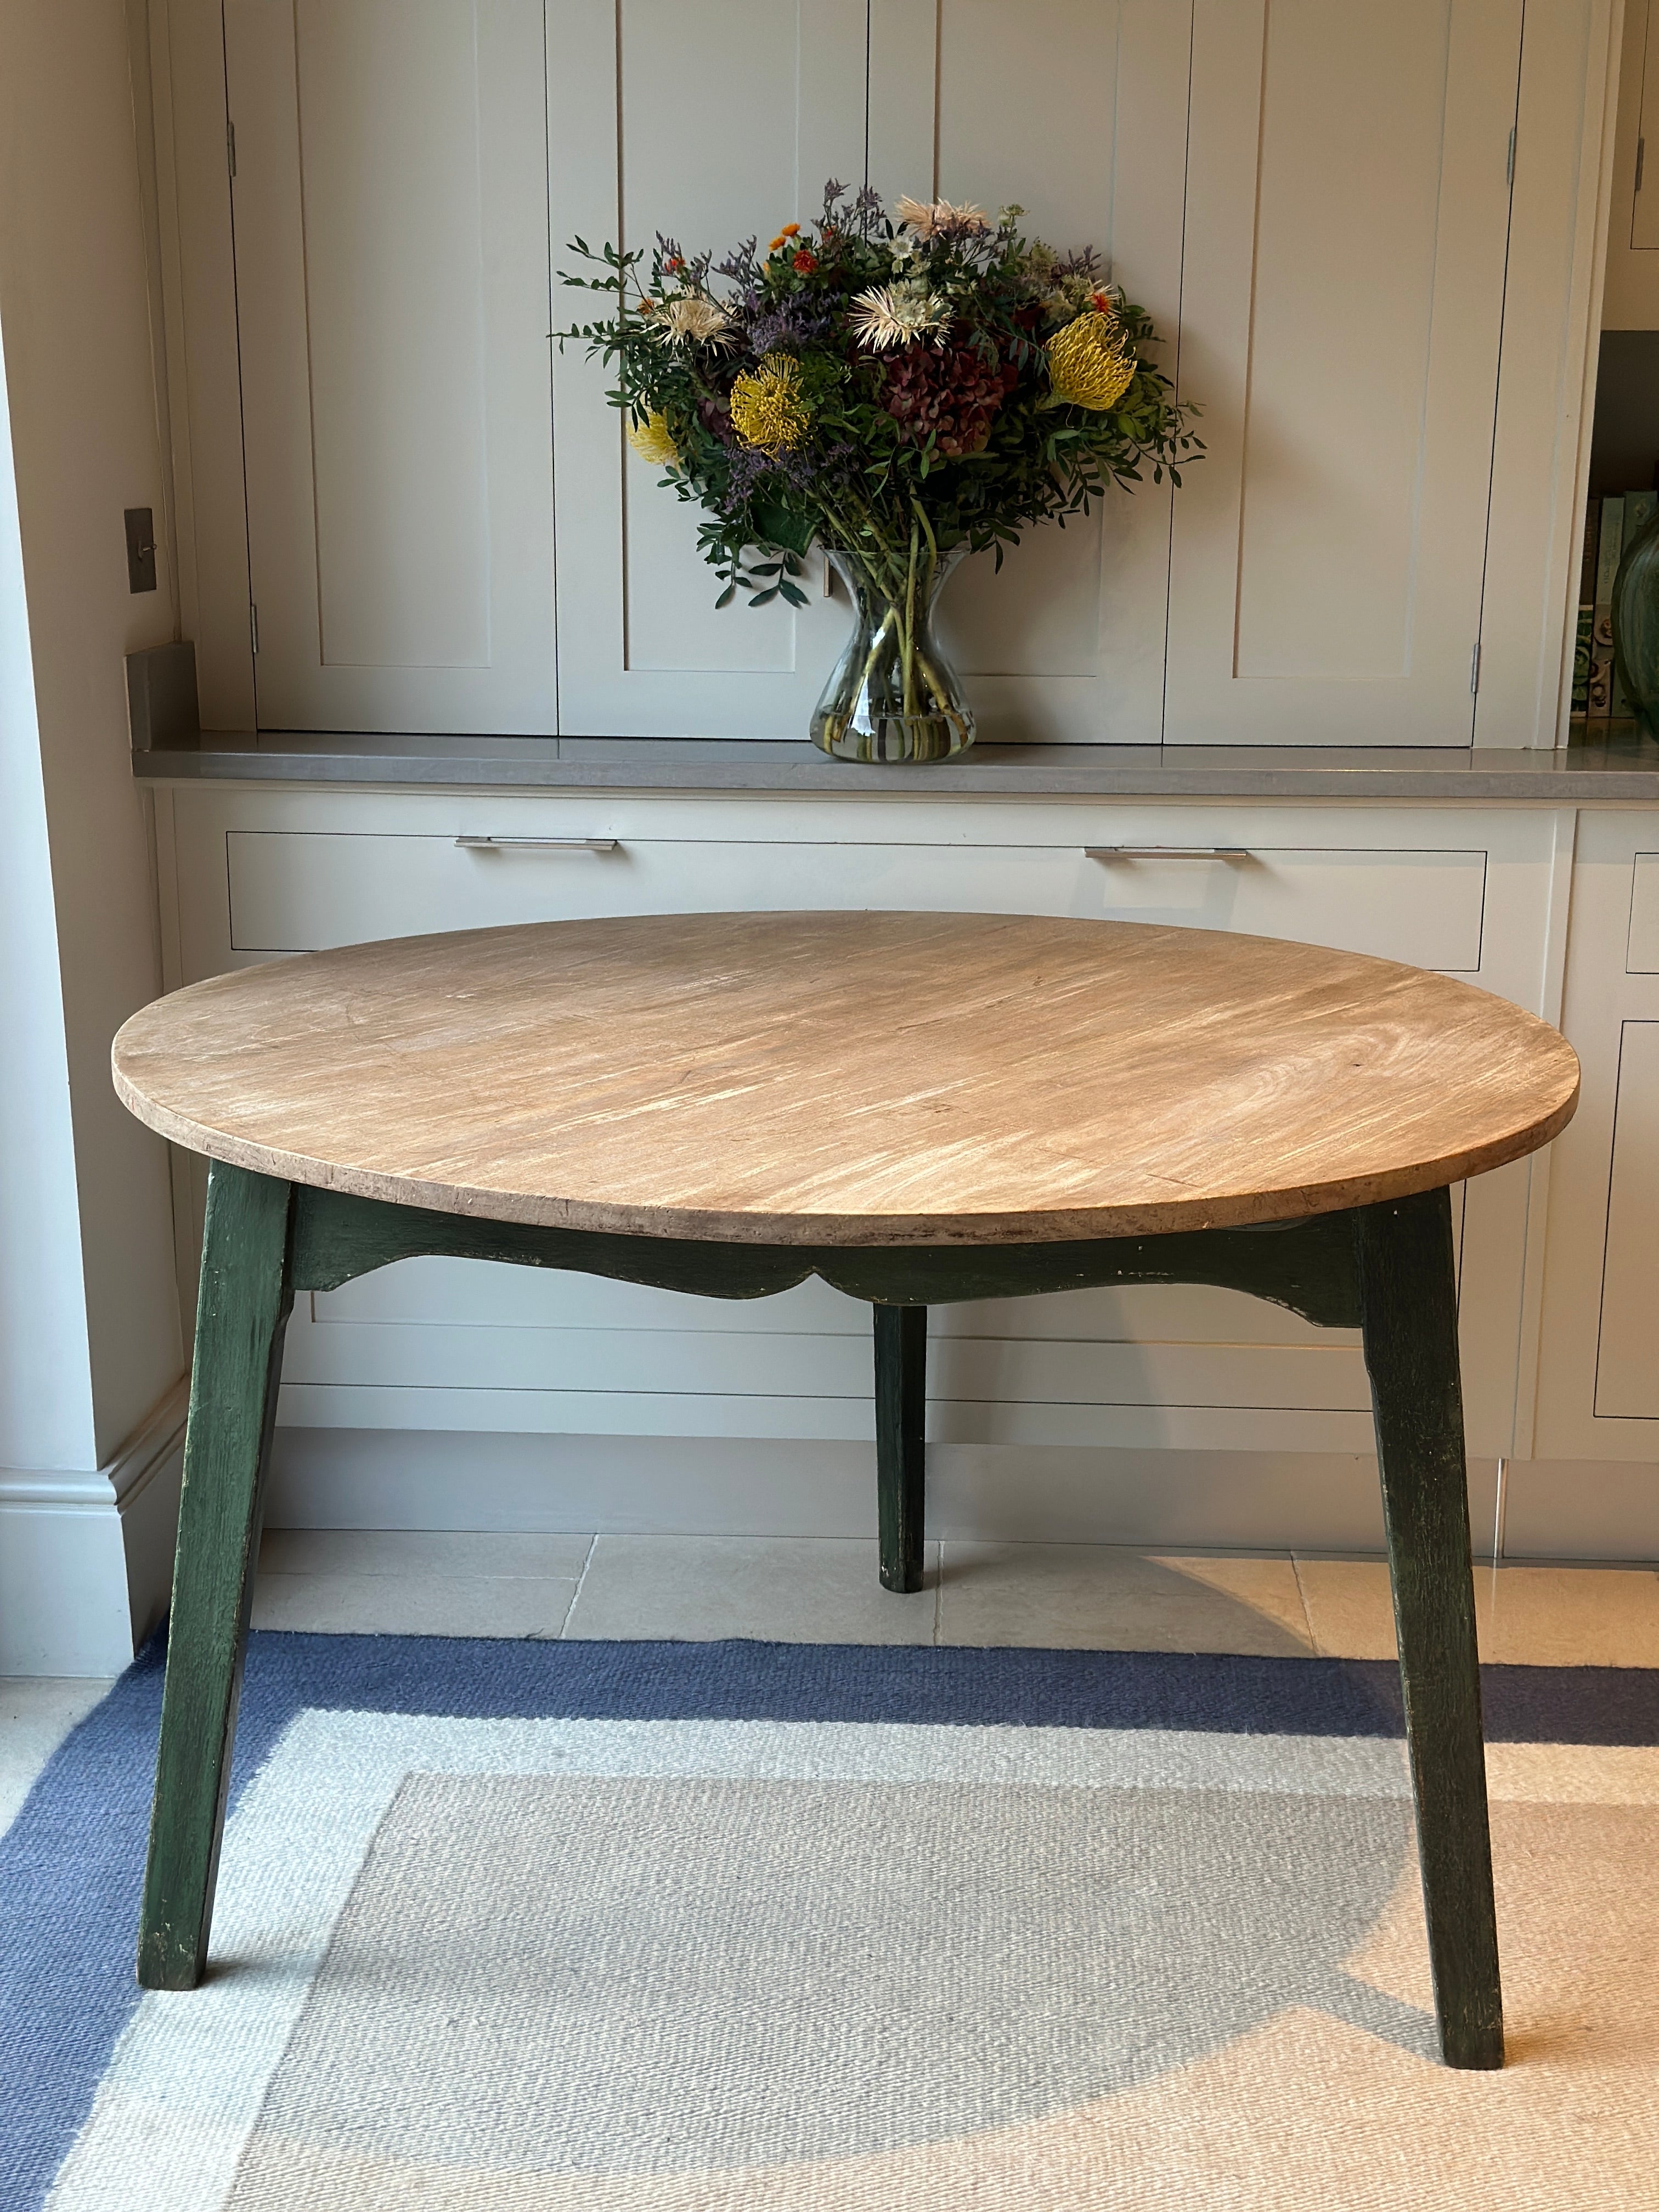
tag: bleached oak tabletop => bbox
[111,911,1579,1246]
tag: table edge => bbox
[112,1062,1581,1248]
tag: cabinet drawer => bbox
[227,830,1486,971]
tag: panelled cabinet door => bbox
[924,0,1190,744]
[225,0,557,733]
[550,0,872,738]
[1166,0,1522,747]
[551,0,1193,744]
[1601,0,1659,329]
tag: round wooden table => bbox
[114,911,1580,2068]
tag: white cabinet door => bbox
[225,0,557,733]
[1166,0,1521,746]
[549,0,871,738]
[1601,0,1659,329]
[924,0,1191,745]
[1534,809,1659,1462]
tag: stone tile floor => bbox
[5,1535,1655,1842]
[250,1530,1659,1666]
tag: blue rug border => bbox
[5,1628,1658,2210]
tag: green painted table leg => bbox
[137,1163,295,1990]
[873,1304,926,1594]
[1356,1186,1503,2070]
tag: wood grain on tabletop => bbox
[110,911,1580,1246]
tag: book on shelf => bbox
[1575,498,1600,715]
[1573,603,1594,714]
[1589,495,1624,719]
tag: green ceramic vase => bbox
[1611,505,1659,737]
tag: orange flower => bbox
[768,222,802,251]
[793,248,818,274]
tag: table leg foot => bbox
[1356,1187,1503,2070]
[874,1304,926,1594]
[137,1164,295,1991]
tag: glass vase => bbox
[811,547,975,763]
[1612,504,1659,738]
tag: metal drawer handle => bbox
[1084,845,1252,861]
[454,835,620,853]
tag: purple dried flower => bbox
[851,183,885,238]
[714,238,760,288]
[720,443,774,505]
[747,297,838,354]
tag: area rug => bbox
[6,1635,1659,2210]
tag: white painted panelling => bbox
[1633,1,1659,249]
[148,0,256,730]
[224,828,1488,969]
[1595,1021,1659,1418]
[1534,809,1659,1462]
[263,1428,1491,1555]
[1167,0,1520,744]
[284,1320,1370,1416]
[1475,0,1620,749]
[549,0,1192,742]
[153,2,1613,748]
[1604,0,1659,325]
[225,0,556,731]
[1628,851,1659,968]
[549,0,866,735]
[275,1381,1376,1455]
[927,0,1190,743]
[295,3,491,672]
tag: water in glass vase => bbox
[811,546,975,763]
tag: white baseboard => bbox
[0,1379,187,1674]
[268,1427,1509,1559]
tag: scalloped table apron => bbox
[111,910,1582,2070]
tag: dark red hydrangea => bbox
[879,340,1019,459]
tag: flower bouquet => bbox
[558,183,1198,762]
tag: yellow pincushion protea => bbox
[729,353,810,452]
[625,409,680,467]
[1046,311,1137,411]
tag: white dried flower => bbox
[894,194,990,240]
[652,295,733,349]
[848,279,950,352]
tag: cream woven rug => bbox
[9,1636,1657,2209]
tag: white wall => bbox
[0,0,187,1669]
[0,329,97,1480]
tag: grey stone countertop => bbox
[131,729,1659,801]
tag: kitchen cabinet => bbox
[150,1,1601,746]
